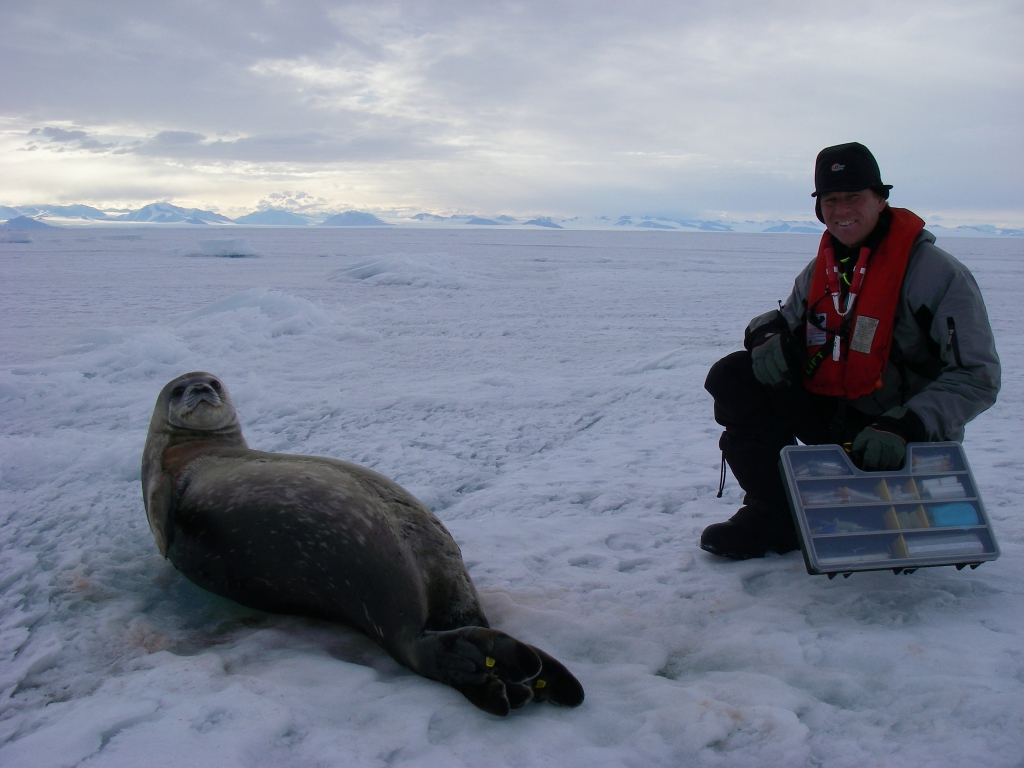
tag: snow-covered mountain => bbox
[929,223,1024,238]
[615,215,788,233]
[117,203,233,224]
[399,213,822,233]
[523,217,562,228]
[0,215,57,229]
[17,205,110,220]
[319,211,390,227]
[233,208,309,226]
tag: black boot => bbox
[700,503,799,560]
[701,432,800,560]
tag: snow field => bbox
[1,228,1022,767]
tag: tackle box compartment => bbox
[780,442,999,577]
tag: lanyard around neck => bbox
[823,245,871,316]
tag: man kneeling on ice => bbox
[701,142,1000,560]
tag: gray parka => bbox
[747,229,1000,442]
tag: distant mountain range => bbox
[1,202,1021,237]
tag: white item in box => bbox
[904,533,984,557]
[919,476,966,499]
[817,551,891,567]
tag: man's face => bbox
[819,189,887,247]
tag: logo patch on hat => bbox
[831,163,845,172]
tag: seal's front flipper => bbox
[527,645,585,708]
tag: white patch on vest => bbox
[807,313,827,346]
[850,315,880,354]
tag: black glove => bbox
[851,407,927,471]
[851,427,905,470]
[745,310,800,389]
[751,334,790,388]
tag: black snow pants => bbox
[705,350,875,517]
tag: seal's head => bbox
[162,372,239,433]
[153,371,243,438]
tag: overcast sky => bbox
[1,0,1021,224]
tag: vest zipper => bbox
[945,317,964,367]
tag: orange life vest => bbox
[803,207,925,398]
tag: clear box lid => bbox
[780,442,999,577]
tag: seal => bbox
[142,371,584,715]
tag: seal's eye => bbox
[209,380,222,392]
[171,386,185,398]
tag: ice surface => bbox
[0,228,1021,767]
[193,239,259,258]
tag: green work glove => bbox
[851,425,906,471]
[751,334,790,388]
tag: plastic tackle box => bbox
[780,442,999,578]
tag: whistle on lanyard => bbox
[823,246,871,365]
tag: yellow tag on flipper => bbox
[535,679,546,689]
[485,657,496,668]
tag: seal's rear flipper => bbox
[505,681,534,709]
[455,677,512,717]
[527,645,585,708]
[452,677,533,715]
[421,626,542,683]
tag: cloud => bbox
[1,0,1021,223]
[254,191,333,215]
[39,127,88,142]
[149,130,206,145]
[132,127,455,163]
[28,125,114,152]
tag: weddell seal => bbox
[142,372,584,715]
